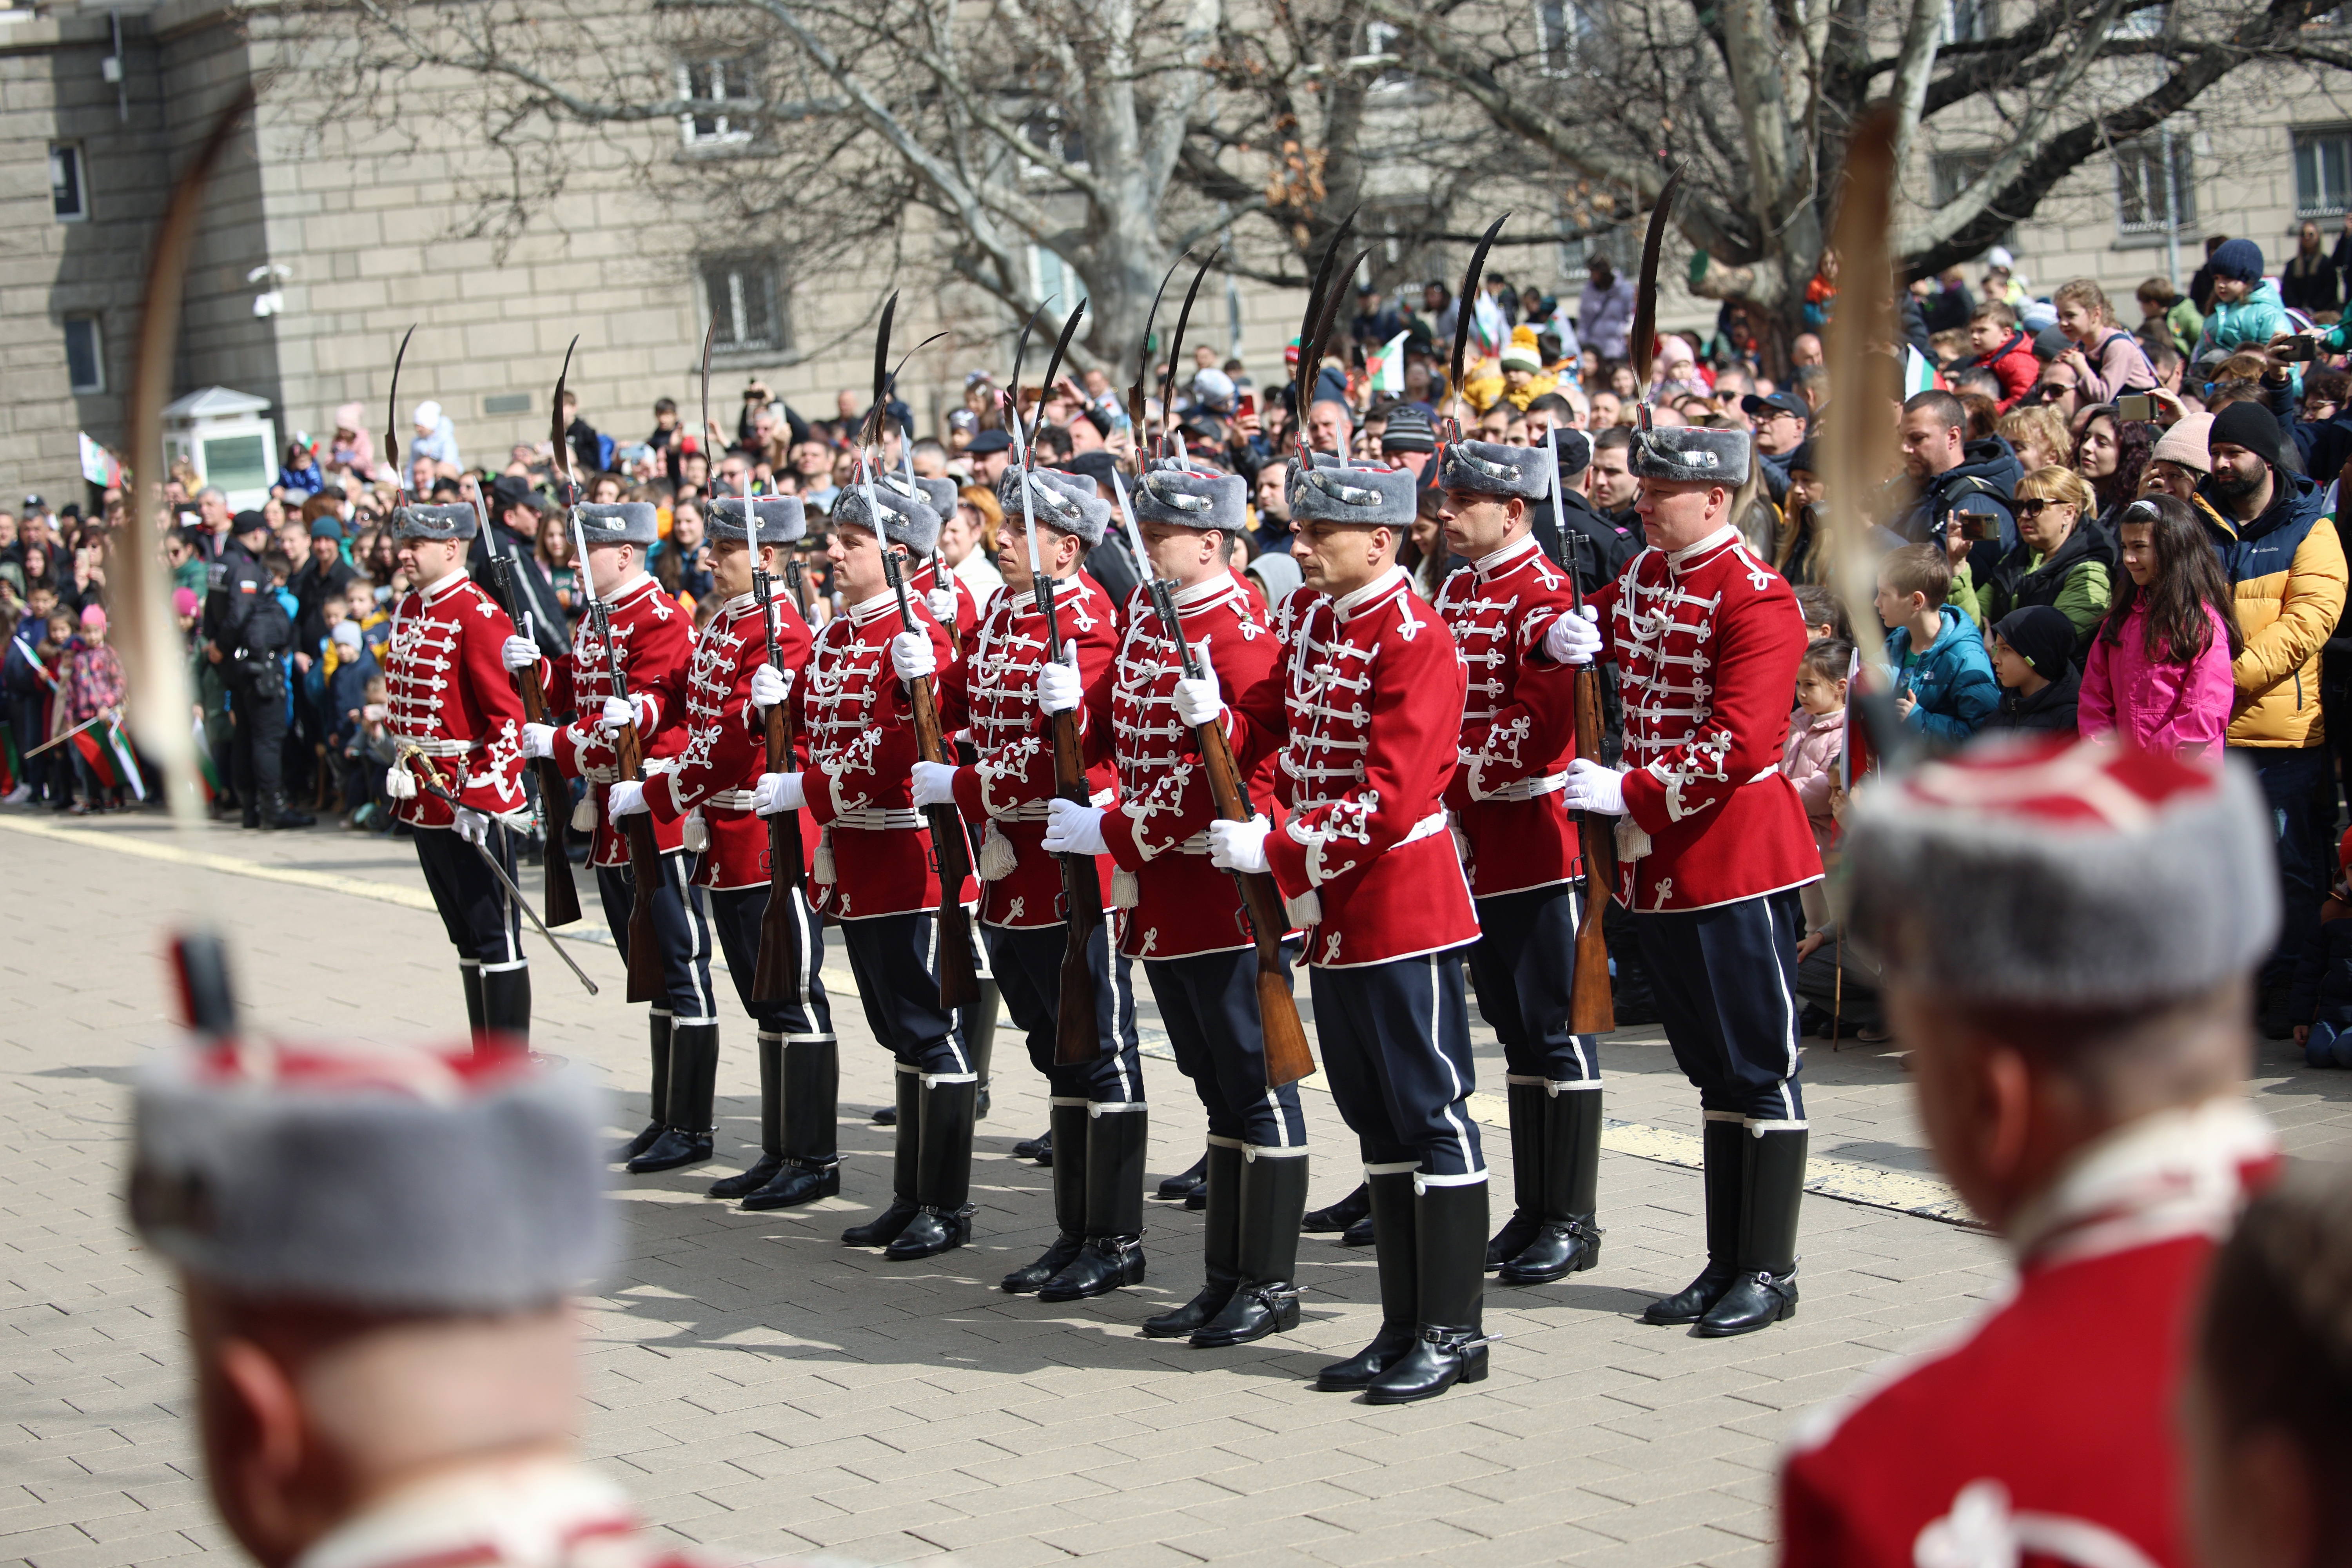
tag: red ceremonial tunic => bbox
[799,590,962,922]
[383,572,529,830]
[1237,570,1479,969]
[1590,525,1820,913]
[1780,1097,2278,1568]
[1434,532,1584,898]
[1102,572,1286,960]
[542,573,695,869]
[937,573,1118,929]
[644,583,815,892]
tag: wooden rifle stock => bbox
[1566,562,1616,1035]
[883,552,981,1010]
[750,569,806,1005]
[586,592,666,1006]
[482,556,581,928]
[1037,576,1103,1069]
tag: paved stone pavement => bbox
[5,809,2349,1568]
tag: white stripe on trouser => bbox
[495,824,523,967]
[1259,1087,1298,1146]
[1425,955,1479,1184]
[1765,904,1800,1123]
[788,886,815,1013]
[666,851,718,1025]
[927,912,970,1074]
[1107,909,1135,1102]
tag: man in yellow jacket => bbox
[2200,400,2348,1036]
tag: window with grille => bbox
[677,58,755,145]
[51,143,85,221]
[1535,0,1596,72]
[2296,126,2352,216]
[2114,133,2195,236]
[702,256,785,354]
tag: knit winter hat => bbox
[1380,406,1436,454]
[2210,401,2286,472]
[2150,414,2214,476]
[2209,238,2266,284]
[332,620,363,652]
[1993,606,2073,684]
[1501,325,1543,374]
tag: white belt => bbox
[400,737,479,758]
[1397,810,1451,847]
[996,786,1117,822]
[834,807,926,831]
[706,788,758,811]
[1481,771,1569,803]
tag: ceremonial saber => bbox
[398,748,601,996]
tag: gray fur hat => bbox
[1437,438,1550,501]
[390,503,477,543]
[913,475,959,519]
[706,495,807,548]
[128,1044,612,1313]
[1135,468,1247,534]
[1839,737,2278,1007]
[1290,461,1417,528]
[998,467,1110,547]
[572,502,659,548]
[1630,425,1751,485]
[832,479,942,556]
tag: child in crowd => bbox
[1966,300,2040,410]
[1985,606,2081,737]
[1876,543,1997,746]
[347,673,397,830]
[1782,636,1850,937]
[60,605,127,813]
[1793,584,1849,644]
[343,576,390,659]
[2078,494,2239,757]
[2291,829,2352,1069]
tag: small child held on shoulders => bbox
[1782,635,1850,937]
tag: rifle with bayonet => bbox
[750,557,808,1004]
[474,484,582,927]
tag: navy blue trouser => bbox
[597,853,717,1026]
[414,822,524,969]
[708,884,834,1042]
[1632,894,1806,1123]
[1308,949,1484,1180]
[837,910,966,1076]
[1468,883,1602,1085]
[1147,947,1308,1149]
[985,920,1143,1102]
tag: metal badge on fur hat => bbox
[996,468,1109,547]
[1838,737,2278,1008]
[1630,425,1751,485]
[572,502,658,547]
[1437,438,1549,501]
[706,496,807,547]
[1290,462,1418,527]
[1135,468,1247,533]
[832,482,942,555]
[128,1043,612,1313]
[390,503,478,542]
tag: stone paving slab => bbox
[3,808,2346,1568]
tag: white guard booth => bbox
[162,387,278,512]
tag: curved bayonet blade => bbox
[1629,164,1688,408]
[862,292,899,449]
[1155,251,1219,459]
[550,335,579,499]
[1129,252,1189,439]
[1033,299,1089,441]
[386,323,417,500]
[1448,214,1510,431]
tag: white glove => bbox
[500,635,541,672]
[521,722,557,760]
[749,662,792,710]
[598,694,650,735]
[1036,648,1082,715]
[454,806,489,845]
[1173,641,1223,728]
[1208,813,1273,875]
[1044,798,1109,857]
[1543,604,1602,666]
[926,586,959,624]
[909,760,960,808]
[753,771,806,816]
[384,764,417,801]
[608,780,648,821]
[1561,757,1627,816]
[891,630,936,682]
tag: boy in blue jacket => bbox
[1875,542,1999,747]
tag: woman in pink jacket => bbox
[2078,494,2241,756]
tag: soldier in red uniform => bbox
[1048,463,1311,1347]
[1546,425,1821,1338]
[1432,439,1602,1287]
[380,502,534,1049]
[503,504,709,1174]
[755,481,973,1260]
[1784,738,2280,1568]
[922,466,1143,1300]
[1212,457,1488,1404]
[610,495,837,1212]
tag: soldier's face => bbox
[709,539,753,598]
[583,543,636,597]
[398,536,466,588]
[1292,519,1396,597]
[829,525,887,600]
[1634,478,1728,552]
[1140,519,1223,586]
[1439,490,1521,560]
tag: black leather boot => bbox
[1486,1080,1548,1269]
[1156,1152,1209,1202]
[971,978,998,1121]
[460,963,486,1040]
[1695,1125,1805,1338]
[1366,1179,1491,1404]
[479,964,530,1054]
[630,1022,718,1172]
[1193,1148,1309,1347]
[744,1034,842,1210]
[710,1031,785,1199]
[1642,1116,1748,1325]
[263,792,314,829]
[887,1074,979,1260]
[843,1066,922,1245]
[1340,1211,1376,1246]
[1316,1171,1419,1391]
[1039,1104,1148,1299]
[1501,1085,1604,1285]
[1013,1127,1053,1163]
[613,1011,671,1162]
[1004,1100,1089,1292]
[1303,1182,1370,1232]
[1143,1141,1241,1337]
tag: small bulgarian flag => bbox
[0,725,16,795]
[193,715,221,802]
[1903,345,1941,398]
[1365,329,1411,396]
[70,719,146,800]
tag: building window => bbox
[2115,132,2195,237]
[702,256,784,354]
[2296,126,2352,216]
[1942,0,1990,43]
[1927,151,2017,247]
[677,58,755,146]
[1028,247,1090,317]
[51,143,85,221]
[1535,0,1595,72]
[64,316,103,393]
